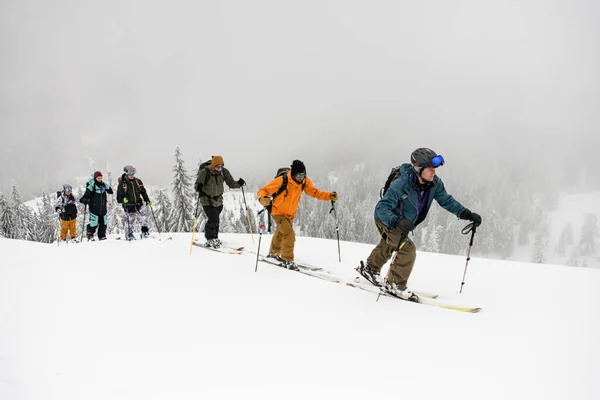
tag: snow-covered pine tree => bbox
[423,205,444,253]
[517,221,530,246]
[0,193,10,238]
[531,225,548,264]
[36,191,56,243]
[564,223,574,245]
[169,147,195,232]
[579,214,599,255]
[556,228,567,256]
[441,213,466,255]
[495,218,515,260]
[9,184,34,241]
[566,247,580,267]
[154,189,173,233]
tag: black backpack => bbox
[380,166,402,198]
[198,158,220,187]
[266,167,306,212]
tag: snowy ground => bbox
[1,233,599,400]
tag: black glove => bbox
[395,218,415,234]
[80,197,89,205]
[460,210,482,227]
[195,184,203,193]
[237,178,246,186]
[55,207,61,213]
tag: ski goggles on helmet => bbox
[294,172,306,179]
[426,155,445,168]
[64,186,72,192]
[126,168,136,176]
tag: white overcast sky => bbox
[1,0,598,196]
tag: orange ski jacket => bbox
[257,171,332,219]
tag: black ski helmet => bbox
[410,148,443,175]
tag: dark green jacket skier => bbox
[194,155,244,207]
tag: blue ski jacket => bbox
[375,163,468,229]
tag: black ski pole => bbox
[459,223,477,294]
[149,204,160,235]
[255,207,267,272]
[329,200,341,262]
[124,208,132,242]
[240,185,255,243]
[79,205,87,243]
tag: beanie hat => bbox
[291,160,306,175]
[210,156,225,171]
[93,171,103,179]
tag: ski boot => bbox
[383,280,419,302]
[267,253,283,262]
[356,261,381,286]
[280,260,299,271]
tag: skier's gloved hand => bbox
[460,210,482,227]
[237,178,246,186]
[146,200,152,206]
[329,191,338,201]
[55,207,60,213]
[195,184,203,193]
[79,197,89,205]
[259,196,271,206]
[123,197,129,204]
[395,218,415,234]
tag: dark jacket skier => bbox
[55,184,78,241]
[116,165,152,239]
[194,155,245,248]
[359,148,482,301]
[79,171,113,240]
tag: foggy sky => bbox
[1,0,599,197]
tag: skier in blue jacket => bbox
[358,148,482,301]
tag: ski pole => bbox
[57,214,61,246]
[329,200,341,262]
[255,207,267,272]
[148,204,160,236]
[79,205,87,243]
[124,208,132,242]
[240,186,255,244]
[189,192,201,255]
[459,223,477,294]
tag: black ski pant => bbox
[203,204,223,240]
[87,212,107,239]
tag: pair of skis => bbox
[193,242,481,313]
[354,264,482,313]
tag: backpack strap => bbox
[271,173,289,201]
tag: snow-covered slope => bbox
[1,234,598,400]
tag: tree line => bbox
[1,147,598,268]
